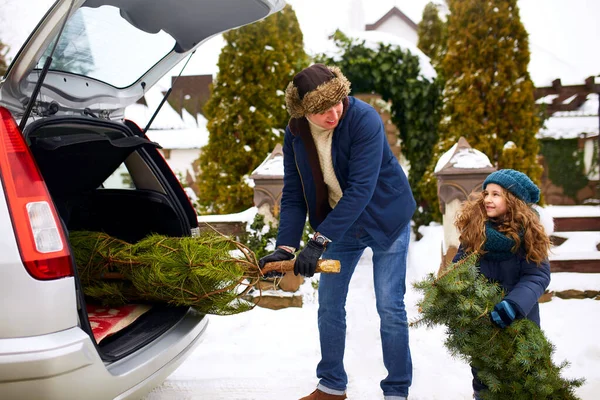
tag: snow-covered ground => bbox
[145,222,600,400]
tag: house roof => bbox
[537,93,599,140]
[168,75,213,118]
[145,125,210,150]
[365,6,418,32]
[534,76,600,115]
[534,76,600,139]
[124,84,210,149]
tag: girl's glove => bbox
[294,239,325,277]
[490,300,517,328]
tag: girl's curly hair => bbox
[454,189,551,265]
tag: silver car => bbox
[0,0,284,399]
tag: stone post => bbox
[250,143,284,227]
[434,137,496,270]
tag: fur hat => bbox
[285,64,351,118]
[483,169,540,204]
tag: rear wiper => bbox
[143,49,196,134]
[19,0,76,132]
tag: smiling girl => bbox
[452,169,552,399]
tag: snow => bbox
[578,94,600,115]
[251,153,285,177]
[145,220,600,400]
[537,94,598,140]
[434,143,493,173]
[551,231,600,261]
[548,272,600,292]
[535,94,559,105]
[545,205,600,218]
[145,127,209,150]
[197,207,258,224]
[563,94,578,105]
[125,85,210,150]
[537,115,599,140]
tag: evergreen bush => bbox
[0,39,9,76]
[197,5,308,214]
[240,213,311,261]
[540,138,589,202]
[417,2,447,72]
[419,0,544,222]
[241,213,278,261]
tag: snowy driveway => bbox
[145,225,600,399]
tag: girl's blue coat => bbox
[276,97,415,250]
[453,248,551,326]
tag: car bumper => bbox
[0,309,208,400]
[0,327,94,382]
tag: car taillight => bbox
[0,107,73,280]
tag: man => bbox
[259,64,415,400]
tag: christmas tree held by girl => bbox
[453,169,552,400]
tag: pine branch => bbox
[412,253,584,399]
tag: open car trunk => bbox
[23,116,201,361]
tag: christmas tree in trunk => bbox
[412,254,584,399]
[71,231,339,315]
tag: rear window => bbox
[38,5,175,88]
[103,162,134,189]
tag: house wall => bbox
[583,135,599,181]
[541,178,598,205]
[373,17,418,46]
[159,148,201,180]
[540,136,599,205]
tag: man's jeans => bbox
[316,223,412,398]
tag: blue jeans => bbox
[316,222,412,398]
[471,366,486,400]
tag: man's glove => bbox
[294,239,325,277]
[258,248,295,278]
[490,300,517,328]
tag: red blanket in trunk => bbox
[87,304,152,343]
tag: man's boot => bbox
[299,389,347,400]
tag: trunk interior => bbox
[24,116,196,361]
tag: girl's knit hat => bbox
[285,64,351,119]
[483,169,540,204]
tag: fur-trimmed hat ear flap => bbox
[285,82,305,119]
[284,64,351,119]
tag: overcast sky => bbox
[1,0,598,86]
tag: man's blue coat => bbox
[276,97,416,250]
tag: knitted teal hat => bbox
[483,169,540,204]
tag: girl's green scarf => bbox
[483,221,521,261]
